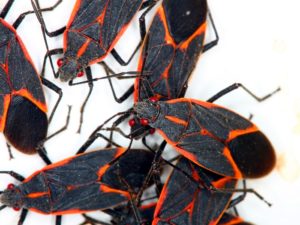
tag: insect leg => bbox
[13,0,63,29]
[110,0,156,66]
[228,180,247,208]
[76,66,94,133]
[0,171,25,181]
[31,0,66,37]
[17,209,28,225]
[6,142,14,160]
[44,106,71,142]
[199,171,272,207]
[207,83,281,103]
[55,215,62,225]
[0,0,14,19]
[202,9,219,53]
[41,48,64,78]
[40,77,63,123]
[101,62,135,103]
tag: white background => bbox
[0,0,299,224]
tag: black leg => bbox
[6,142,14,160]
[108,111,132,144]
[101,62,135,104]
[56,215,62,225]
[76,132,121,155]
[233,206,239,217]
[141,136,156,152]
[207,83,281,103]
[41,48,64,78]
[0,0,14,18]
[31,0,66,37]
[17,209,28,225]
[110,0,157,66]
[228,180,247,208]
[0,171,25,181]
[207,180,272,207]
[44,105,71,142]
[140,0,158,10]
[136,141,167,203]
[37,146,52,165]
[13,0,63,29]
[202,10,219,53]
[80,214,111,225]
[76,111,130,154]
[40,76,63,123]
[75,67,94,133]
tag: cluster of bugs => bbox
[0,0,281,225]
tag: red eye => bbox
[149,96,159,103]
[149,128,155,134]
[77,71,84,77]
[140,118,149,126]
[57,58,63,67]
[128,119,135,127]
[13,206,20,211]
[7,183,15,190]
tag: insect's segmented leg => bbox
[6,142,14,160]
[136,141,166,202]
[0,0,14,18]
[197,170,272,207]
[76,112,130,154]
[202,10,219,53]
[17,209,28,225]
[31,0,66,37]
[40,77,63,123]
[102,62,136,103]
[37,146,52,165]
[228,180,248,208]
[75,66,94,133]
[12,0,62,29]
[110,0,157,66]
[0,171,25,181]
[41,48,64,78]
[43,106,71,143]
[207,83,281,103]
[55,215,62,225]
[80,214,111,225]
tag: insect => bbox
[134,97,277,179]
[31,0,158,132]
[0,147,156,225]
[153,157,237,225]
[0,0,68,160]
[103,0,219,139]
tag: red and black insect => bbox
[0,147,156,225]
[218,213,253,225]
[31,0,158,132]
[134,97,276,179]
[153,157,238,225]
[0,0,67,161]
[104,0,218,139]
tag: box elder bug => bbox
[134,96,277,179]
[31,0,159,132]
[0,146,158,225]
[0,0,69,161]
